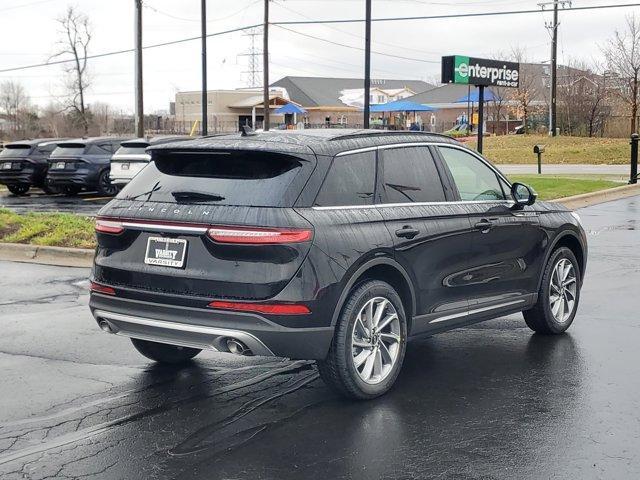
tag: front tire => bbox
[524,247,581,334]
[131,338,201,364]
[318,280,407,400]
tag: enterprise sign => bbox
[442,55,520,88]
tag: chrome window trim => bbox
[322,141,513,210]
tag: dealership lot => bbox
[0,189,108,216]
[0,196,638,479]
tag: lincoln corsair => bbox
[89,130,587,399]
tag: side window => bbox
[314,151,376,207]
[439,147,506,201]
[381,147,446,203]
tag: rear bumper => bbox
[0,171,37,186]
[89,292,334,360]
[47,167,100,189]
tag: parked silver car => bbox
[110,136,191,187]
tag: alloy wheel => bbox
[549,258,577,323]
[351,296,401,385]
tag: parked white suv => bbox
[110,136,191,187]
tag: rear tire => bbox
[8,184,29,196]
[318,280,407,400]
[62,186,81,196]
[97,170,117,196]
[524,247,581,334]
[131,338,201,364]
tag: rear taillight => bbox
[95,218,124,234]
[207,227,312,244]
[208,300,311,315]
[90,281,116,295]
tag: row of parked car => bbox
[0,135,190,197]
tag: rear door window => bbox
[439,147,506,201]
[380,147,446,203]
[119,150,313,207]
[314,151,376,207]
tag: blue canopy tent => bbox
[275,103,307,128]
[274,103,307,115]
[455,89,500,103]
[370,99,437,113]
[369,100,437,130]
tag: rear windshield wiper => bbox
[171,191,225,203]
[124,181,160,202]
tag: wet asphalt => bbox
[0,196,638,479]
[0,189,109,216]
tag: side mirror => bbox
[511,182,537,208]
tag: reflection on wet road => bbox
[0,196,639,479]
[0,189,109,216]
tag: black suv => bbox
[47,137,130,196]
[90,130,587,399]
[0,139,63,195]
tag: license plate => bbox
[55,162,66,169]
[1,162,11,170]
[120,163,130,170]
[144,237,187,268]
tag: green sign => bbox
[442,55,520,88]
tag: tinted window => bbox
[381,147,445,203]
[0,146,32,157]
[439,147,505,201]
[118,150,311,207]
[52,146,86,157]
[314,151,376,207]
[87,144,112,155]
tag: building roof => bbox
[227,94,290,108]
[270,76,434,108]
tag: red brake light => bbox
[95,218,124,234]
[207,227,312,244]
[208,300,310,315]
[90,281,116,296]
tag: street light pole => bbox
[363,0,372,129]
[201,0,208,136]
[134,0,144,138]
[263,0,270,131]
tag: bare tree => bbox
[51,6,91,135]
[508,47,539,133]
[0,81,30,134]
[602,14,640,135]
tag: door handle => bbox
[474,219,493,233]
[395,226,420,239]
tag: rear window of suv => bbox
[0,145,32,157]
[118,150,313,207]
[52,145,86,157]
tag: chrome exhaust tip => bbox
[226,338,252,356]
[98,320,114,333]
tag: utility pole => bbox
[363,0,372,129]
[201,0,208,136]
[134,0,144,138]
[263,0,270,131]
[540,0,571,137]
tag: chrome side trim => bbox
[93,309,275,356]
[428,299,526,324]
[121,222,208,234]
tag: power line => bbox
[0,2,637,74]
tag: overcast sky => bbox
[0,0,636,113]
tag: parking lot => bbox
[0,188,109,216]
[0,195,637,479]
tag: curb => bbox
[0,243,94,268]
[551,182,640,210]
